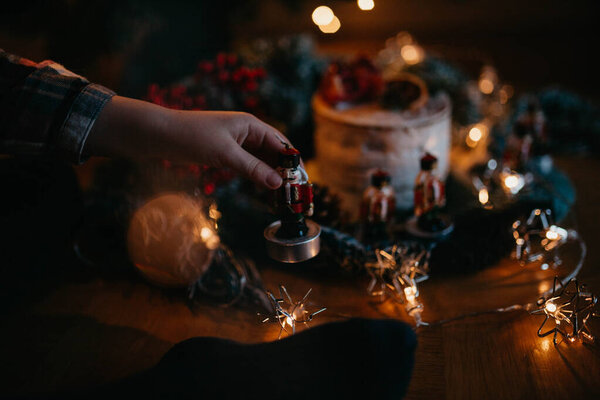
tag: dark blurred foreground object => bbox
[51,318,416,400]
[0,157,83,310]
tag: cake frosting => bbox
[312,93,451,219]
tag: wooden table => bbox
[2,156,599,399]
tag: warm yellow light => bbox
[319,15,341,33]
[545,302,557,313]
[285,316,294,327]
[312,6,334,26]
[466,124,488,148]
[404,286,416,303]
[200,227,213,240]
[400,44,423,65]
[357,0,375,11]
[479,78,494,94]
[469,127,483,142]
[504,175,519,189]
[478,188,489,205]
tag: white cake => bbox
[311,93,451,219]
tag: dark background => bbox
[1,0,598,102]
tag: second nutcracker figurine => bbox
[408,152,453,238]
[264,144,321,263]
[360,169,396,242]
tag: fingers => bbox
[222,143,282,189]
[242,116,291,167]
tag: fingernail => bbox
[267,172,282,189]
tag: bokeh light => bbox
[312,6,335,26]
[400,44,424,65]
[479,78,494,94]
[358,0,375,11]
[319,16,341,33]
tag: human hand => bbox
[87,96,289,189]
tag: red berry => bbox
[204,182,216,195]
[198,61,214,74]
[227,54,238,66]
[216,53,227,68]
[244,80,258,92]
[218,70,230,83]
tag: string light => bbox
[318,15,341,34]
[262,285,326,339]
[357,0,375,11]
[365,245,430,326]
[478,78,494,94]
[531,277,598,345]
[478,65,498,95]
[478,187,490,205]
[465,123,488,148]
[500,169,525,195]
[512,209,573,269]
[400,44,424,65]
[312,6,335,26]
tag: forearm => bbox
[85,96,173,159]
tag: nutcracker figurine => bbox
[408,152,453,237]
[264,144,320,263]
[360,169,396,241]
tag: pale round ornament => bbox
[127,193,219,287]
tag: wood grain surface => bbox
[1,156,599,399]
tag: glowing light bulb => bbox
[479,78,494,94]
[404,286,416,303]
[200,227,212,240]
[478,188,489,205]
[312,6,334,26]
[400,44,423,65]
[469,127,483,142]
[285,316,294,327]
[545,302,557,313]
[505,175,519,189]
[546,230,559,240]
[466,123,488,148]
[357,0,375,11]
[319,15,341,33]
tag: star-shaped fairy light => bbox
[365,245,430,326]
[532,277,598,345]
[512,209,570,270]
[262,285,326,339]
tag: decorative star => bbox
[365,245,402,301]
[365,245,431,326]
[262,285,326,339]
[564,280,598,343]
[531,277,573,345]
[532,277,598,345]
[512,209,569,270]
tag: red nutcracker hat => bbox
[420,152,438,171]
[371,169,391,188]
[279,145,301,169]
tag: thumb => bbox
[222,145,282,189]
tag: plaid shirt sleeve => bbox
[0,49,115,163]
